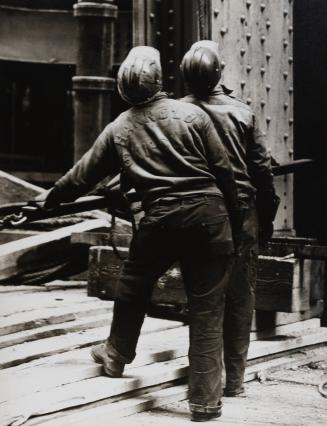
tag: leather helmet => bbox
[117,46,162,105]
[180,40,221,96]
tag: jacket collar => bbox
[133,91,168,107]
[211,83,234,96]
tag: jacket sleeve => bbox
[45,125,120,206]
[247,115,275,193]
[202,116,240,214]
[247,116,280,245]
[201,116,243,251]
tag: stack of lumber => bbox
[0,169,113,283]
[0,283,326,426]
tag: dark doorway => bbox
[0,61,75,174]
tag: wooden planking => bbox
[0,169,43,205]
[2,327,327,425]
[0,219,109,282]
[30,383,189,426]
[26,347,327,426]
[0,318,185,369]
[0,289,97,317]
[0,314,111,350]
[89,246,324,313]
[0,320,323,406]
[0,357,188,426]
[0,300,113,336]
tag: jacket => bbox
[49,93,239,217]
[181,85,275,205]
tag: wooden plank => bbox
[32,384,189,426]
[0,358,188,426]
[0,320,323,406]
[0,169,43,205]
[71,230,132,248]
[0,289,98,317]
[0,219,109,282]
[0,319,185,369]
[253,299,324,331]
[0,299,113,336]
[0,230,44,245]
[2,327,327,425]
[0,314,111,350]
[88,246,323,312]
[25,347,327,426]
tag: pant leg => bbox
[108,206,178,363]
[223,204,258,390]
[179,196,234,413]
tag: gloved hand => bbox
[34,187,61,210]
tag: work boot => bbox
[91,343,125,377]
[223,385,245,397]
[190,401,222,422]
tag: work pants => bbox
[223,200,258,391]
[107,194,234,414]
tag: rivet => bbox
[261,36,266,44]
[240,80,246,88]
[289,86,294,93]
[288,26,293,33]
[266,20,271,29]
[289,118,294,125]
[246,98,252,105]
[266,116,271,123]
[246,0,252,8]
[214,9,219,17]
[168,9,174,14]
[169,76,175,80]
[156,31,161,37]
[289,149,294,156]
[283,71,288,79]
[260,67,266,75]
[169,43,174,48]
[266,52,271,60]
[168,26,174,31]
[260,99,266,107]
[288,56,293,64]
[246,65,252,73]
[169,59,174,64]
[266,84,271,92]
[284,102,289,109]
[221,27,228,36]
[283,40,289,48]
[240,48,246,56]
[240,15,246,23]
[263,132,267,137]
[221,61,226,68]
[284,133,289,140]
[149,13,155,19]
[283,9,288,17]
[246,33,252,41]
[260,3,266,12]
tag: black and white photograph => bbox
[0,1,326,425]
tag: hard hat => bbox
[181,40,221,96]
[117,46,162,105]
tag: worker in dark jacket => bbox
[39,46,242,422]
[180,40,279,397]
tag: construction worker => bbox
[180,40,279,397]
[39,46,242,422]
